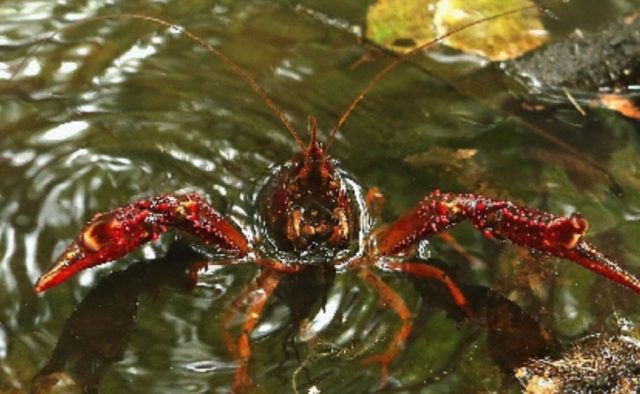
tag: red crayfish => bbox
[31,7,640,391]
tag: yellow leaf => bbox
[434,0,547,61]
[366,0,436,54]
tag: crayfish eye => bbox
[333,208,349,240]
[81,216,114,252]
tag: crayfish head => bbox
[260,117,356,255]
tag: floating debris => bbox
[516,334,640,393]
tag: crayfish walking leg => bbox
[357,262,473,387]
[358,268,413,386]
[231,269,280,392]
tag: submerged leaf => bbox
[597,94,640,120]
[365,0,436,54]
[434,0,547,60]
[404,146,477,169]
[403,146,502,196]
[366,0,547,60]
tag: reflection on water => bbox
[1,0,640,392]
[32,241,204,393]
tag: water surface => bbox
[1,0,640,392]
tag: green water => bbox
[1,0,640,392]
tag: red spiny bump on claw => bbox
[147,194,249,255]
[377,209,423,256]
[174,193,249,256]
[470,200,588,254]
[142,194,248,255]
[378,190,463,256]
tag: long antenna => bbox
[326,4,544,151]
[13,13,307,151]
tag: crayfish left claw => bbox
[35,193,249,293]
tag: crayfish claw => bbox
[35,194,250,293]
[565,241,640,294]
[35,211,148,293]
[35,244,83,293]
